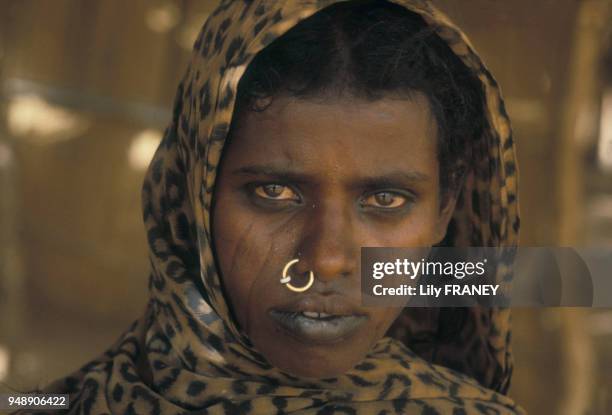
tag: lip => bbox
[269,295,368,345]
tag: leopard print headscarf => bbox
[38,1,523,413]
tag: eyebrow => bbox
[352,171,431,189]
[232,165,315,183]
[232,165,431,187]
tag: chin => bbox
[271,345,359,379]
[251,321,375,380]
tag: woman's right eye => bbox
[253,184,300,202]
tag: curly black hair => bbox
[233,0,485,197]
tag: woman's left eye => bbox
[361,191,410,209]
[253,184,300,201]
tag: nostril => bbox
[311,256,355,282]
[286,256,315,277]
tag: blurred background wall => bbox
[0,1,611,413]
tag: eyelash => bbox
[246,183,303,208]
[359,190,415,211]
[253,183,301,202]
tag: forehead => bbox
[225,95,438,174]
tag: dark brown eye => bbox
[254,184,299,201]
[363,191,407,208]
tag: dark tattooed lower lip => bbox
[268,310,368,344]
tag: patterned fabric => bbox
[33,1,523,413]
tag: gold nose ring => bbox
[280,258,314,293]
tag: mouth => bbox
[268,296,368,345]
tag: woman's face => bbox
[212,95,456,378]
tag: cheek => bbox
[212,193,297,330]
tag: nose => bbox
[295,200,357,284]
